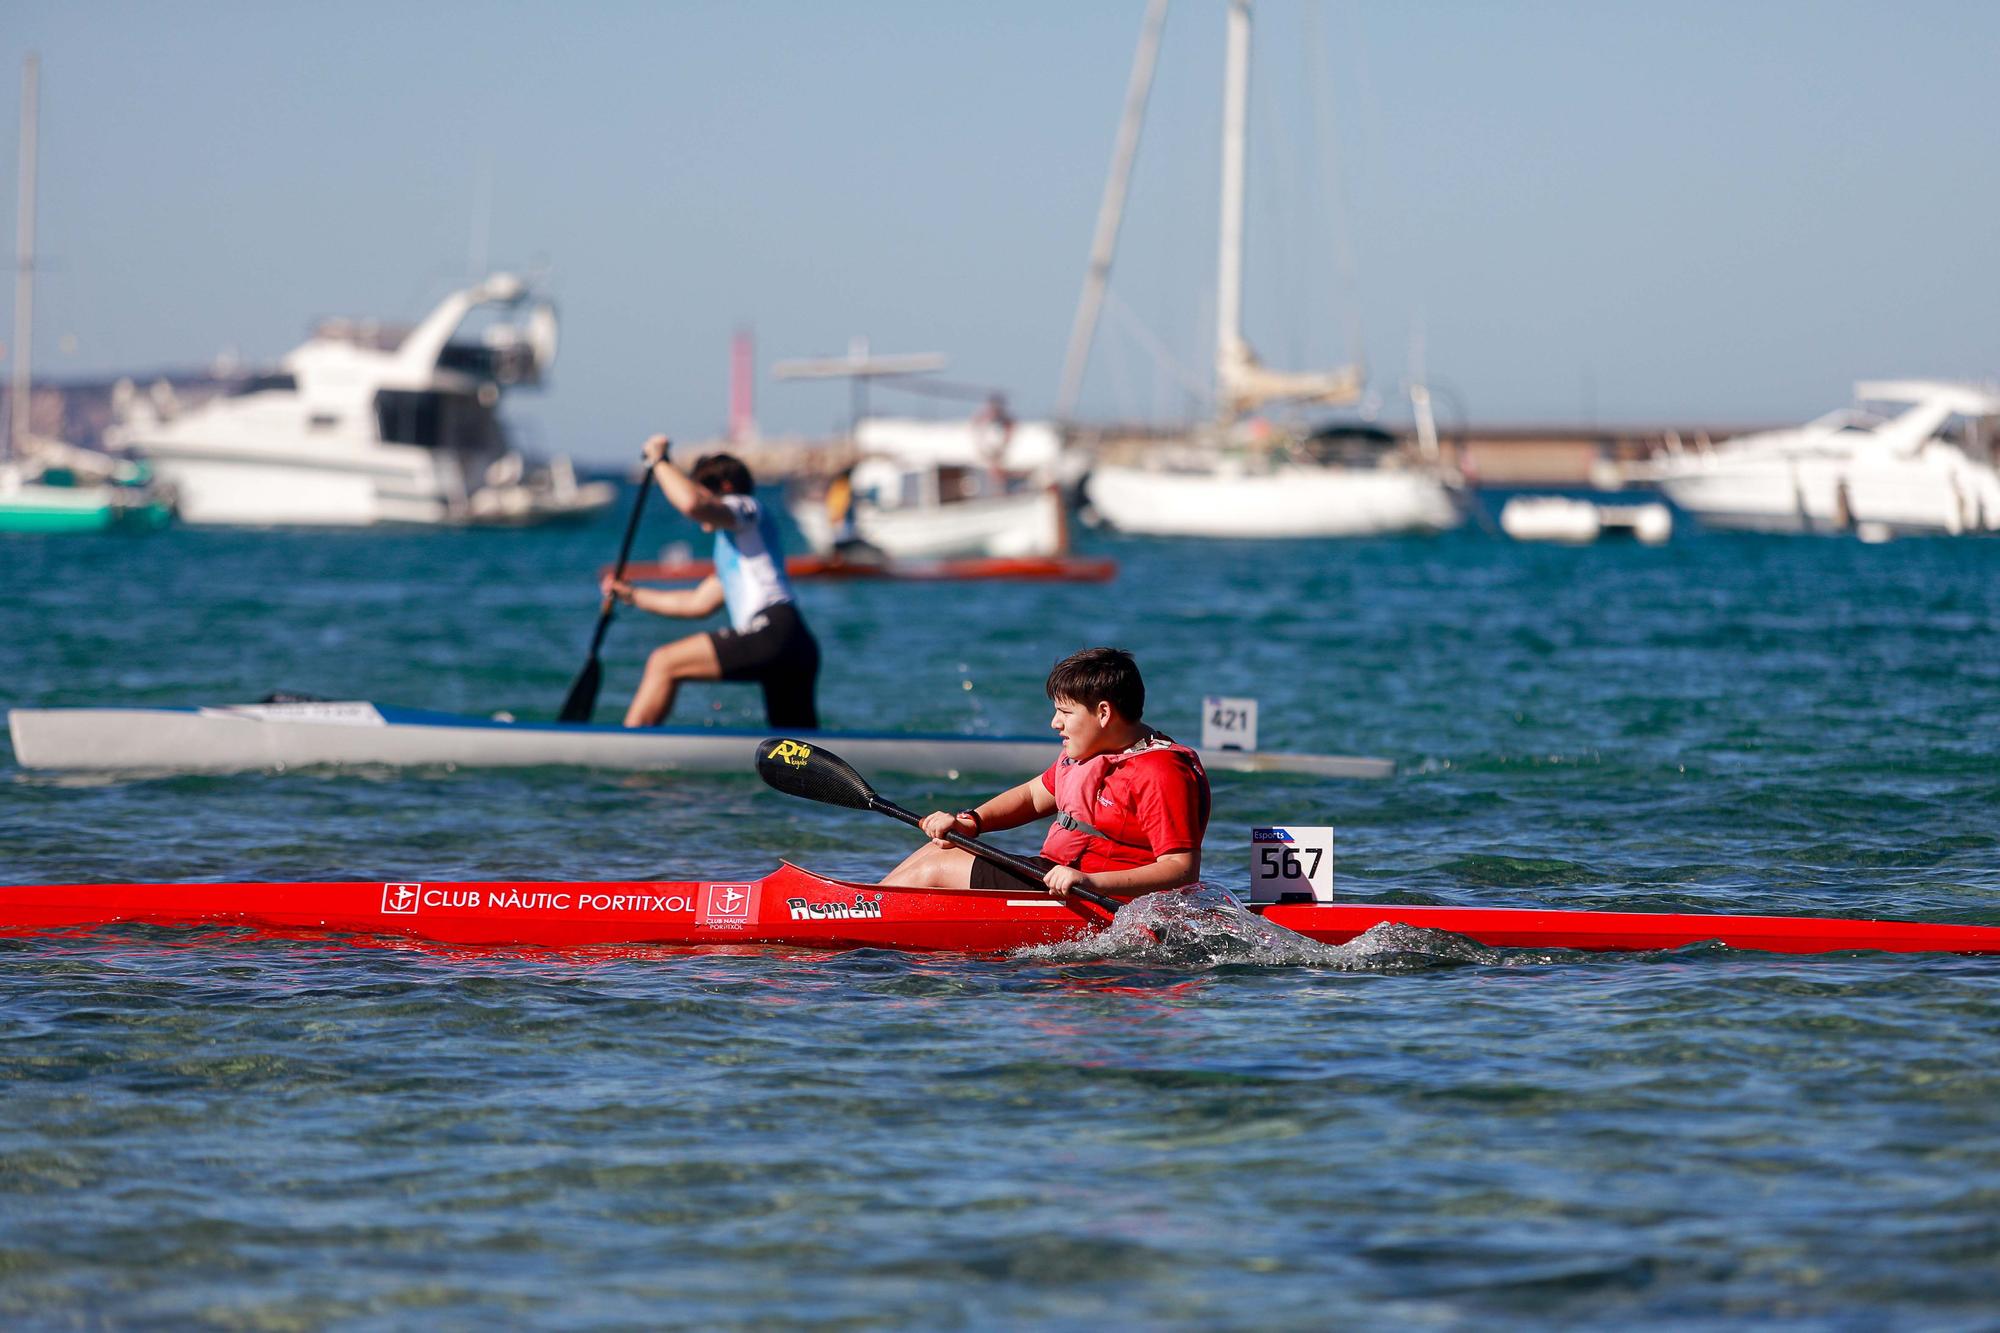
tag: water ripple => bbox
[4,522,2000,1323]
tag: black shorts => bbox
[709,601,821,729]
[969,854,1059,892]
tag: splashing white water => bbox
[1014,885,1510,970]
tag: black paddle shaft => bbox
[755,738,1123,916]
[558,463,654,722]
[868,793,1050,884]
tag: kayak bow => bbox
[2,866,1996,955]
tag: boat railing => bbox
[312,319,410,352]
[437,339,544,387]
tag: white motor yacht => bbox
[1649,380,2000,536]
[107,274,612,527]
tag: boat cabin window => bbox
[438,342,503,382]
[1963,415,1997,462]
[438,340,540,385]
[229,374,298,397]
[938,465,982,503]
[1299,423,1397,466]
[375,390,444,448]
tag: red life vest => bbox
[1042,734,1209,872]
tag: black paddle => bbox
[754,737,1124,918]
[557,461,654,723]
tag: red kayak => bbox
[3,865,1996,955]
[612,554,1118,583]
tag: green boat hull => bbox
[0,488,171,534]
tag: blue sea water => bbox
[2,498,1998,1328]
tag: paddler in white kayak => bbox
[883,646,1210,900]
[598,435,822,728]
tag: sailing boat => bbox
[1,55,171,534]
[1075,0,1461,538]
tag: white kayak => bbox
[5,701,1396,781]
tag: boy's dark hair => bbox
[691,453,756,496]
[1045,646,1144,721]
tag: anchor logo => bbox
[703,883,754,923]
[382,883,421,915]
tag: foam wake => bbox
[1014,886,1508,970]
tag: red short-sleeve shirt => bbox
[1038,748,1210,874]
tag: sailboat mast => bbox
[1055,0,1168,424]
[8,54,37,464]
[1215,0,1250,417]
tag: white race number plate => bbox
[1202,695,1258,752]
[1249,825,1334,903]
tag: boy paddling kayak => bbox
[599,435,822,729]
[883,647,1211,901]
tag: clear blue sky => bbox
[7,1,1999,462]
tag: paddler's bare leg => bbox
[880,843,975,888]
[624,632,723,727]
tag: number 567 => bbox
[1259,847,1321,877]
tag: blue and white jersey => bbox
[712,493,795,631]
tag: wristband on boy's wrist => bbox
[956,809,984,835]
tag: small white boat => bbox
[6,701,1396,781]
[848,415,1068,477]
[106,274,613,528]
[789,415,1070,559]
[792,468,1065,558]
[0,57,173,534]
[1646,380,2000,536]
[0,462,169,533]
[1499,496,1672,545]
